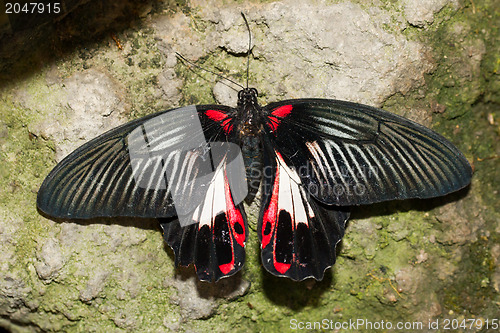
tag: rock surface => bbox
[0,0,498,331]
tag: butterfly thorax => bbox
[236,87,262,126]
[236,87,264,202]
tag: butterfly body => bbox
[233,88,266,201]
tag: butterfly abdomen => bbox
[240,134,262,203]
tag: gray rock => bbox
[0,0,496,331]
[34,238,65,281]
[402,0,457,27]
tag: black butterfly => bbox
[37,18,472,283]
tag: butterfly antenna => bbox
[175,52,244,91]
[241,12,251,89]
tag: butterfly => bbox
[36,17,472,283]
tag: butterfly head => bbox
[237,87,260,110]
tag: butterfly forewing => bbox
[37,105,240,219]
[262,99,472,206]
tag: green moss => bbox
[416,0,500,318]
[0,98,54,241]
[440,237,497,315]
[176,51,249,106]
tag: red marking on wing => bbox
[222,119,233,133]
[224,170,245,247]
[271,105,293,118]
[262,152,295,275]
[261,161,280,249]
[206,109,233,133]
[218,169,246,275]
[219,259,234,275]
[275,262,291,274]
[205,109,226,122]
[268,105,293,132]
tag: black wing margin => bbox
[262,99,472,206]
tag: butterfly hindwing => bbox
[262,99,472,206]
[258,145,349,281]
[159,157,247,282]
